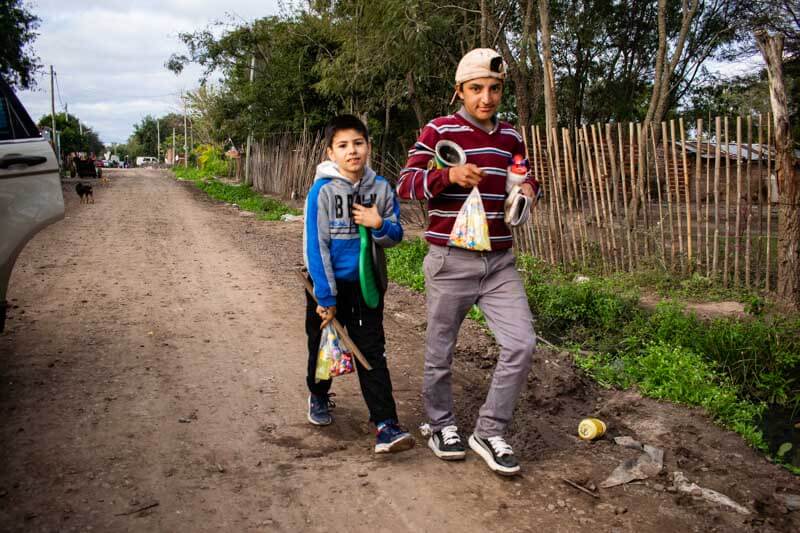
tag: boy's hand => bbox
[317,305,336,329]
[448,164,484,188]
[353,204,383,229]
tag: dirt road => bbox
[1,169,797,532]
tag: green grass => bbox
[385,237,800,470]
[173,167,301,221]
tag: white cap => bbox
[455,48,507,84]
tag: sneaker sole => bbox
[428,437,466,460]
[307,397,332,426]
[468,434,520,476]
[375,434,416,454]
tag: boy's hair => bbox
[324,114,369,148]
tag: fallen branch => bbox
[115,501,159,516]
[295,270,372,370]
[562,478,599,498]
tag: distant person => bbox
[397,48,540,476]
[303,114,414,454]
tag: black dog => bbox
[76,183,94,204]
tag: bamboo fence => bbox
[246,116,781,290]
[248,131,326,198]
[514,115,780,289]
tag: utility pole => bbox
[183,94,188,168]
[172,128,176,166]
[50,65,61,174]
[50,66,56,137]
[156,119,161,163]
[244,54,256,186]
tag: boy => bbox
[303,114,414,454]
[397,48,539,475]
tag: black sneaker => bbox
[307,394,333,426]
[428,425,466,460]
[468,434,520,476]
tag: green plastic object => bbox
[358,225,380,309]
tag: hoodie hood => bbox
[314,160,376,187]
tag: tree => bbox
[643,0,699,128]
[486,0,544,129]
[756,31,799,309]
[37,113,104,155]
[0,0,42,89]
[538,0,557,134]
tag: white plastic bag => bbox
[315,324,355,382]
[448,187,491,251]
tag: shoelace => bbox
[487,436,513,457]
[440,425,461,446]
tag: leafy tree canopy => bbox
[0,0,42,89]
[37,113,103,155]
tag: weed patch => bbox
[173,168,301,221]
[384,238,799,470]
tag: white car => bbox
[135,156,158,167]
[0,78,64,331]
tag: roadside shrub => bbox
[385,237,427,292]
[523,271,639,342]
[195,144,228,177]
[622,342,766,448]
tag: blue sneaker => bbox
[375,421,415,453]
[307,394,332,426]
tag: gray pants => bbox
[423,245,536,438]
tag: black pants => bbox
[305,280,398,424]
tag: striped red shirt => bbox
[397,109,535,250]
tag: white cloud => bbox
[16,0,281,144]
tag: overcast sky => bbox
[16,1,764,146]
[17,0,281,144]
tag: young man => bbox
[397,48,539,475]
[304,114,414,454]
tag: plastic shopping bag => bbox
[448,187,491,251]
[315,324,355,382]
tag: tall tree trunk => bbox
[632,0,699,223]
[538,0,557,134]
[380,94,390,176]
[480,0,488,48]
[756,31,800,309]
[405,71,425,129]
[488,0,542,130]
[644,0,667,127]
[644,0,699,128]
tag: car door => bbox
[0,78,64,330]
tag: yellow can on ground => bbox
[578,418,607,440]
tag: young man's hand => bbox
[448,164,484,188]
[353,204,383,229]
[520,182,540,208]
[317,305,336,329]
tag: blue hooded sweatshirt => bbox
[303,160,403,307]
